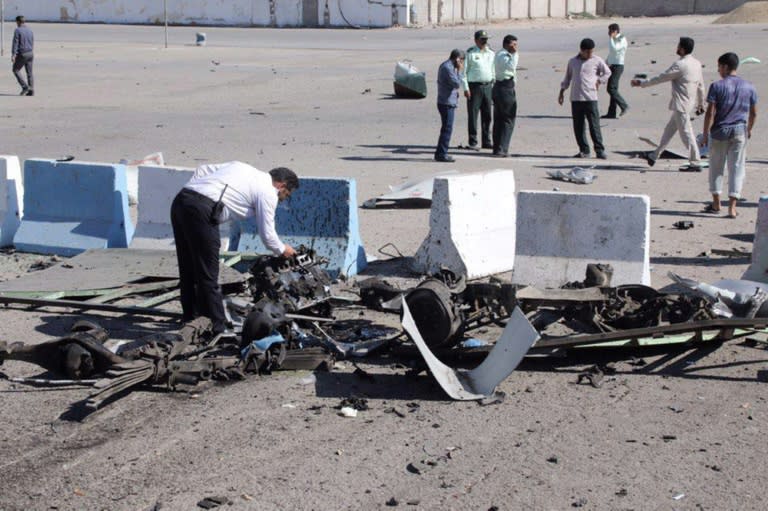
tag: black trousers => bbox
[170,188,226,333]
[606,64,628,116]
[492,79,517,155]
[467,82,493,147]
[571,101,604,154]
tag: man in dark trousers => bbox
[12,15,34,96]
[462,30,495,150]
[558,38,611,159]
[603,23,629,118]
[171,162,298,334]
[434,49,464,162]
[492,34,519,157]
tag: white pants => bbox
[652,110,701,165]
[709,129,747,198]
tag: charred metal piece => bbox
[405,278,464,349]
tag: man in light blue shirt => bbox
[435,49,465,162]
[491,35,519,157]
[603,23,629,119]
[463,30,495,149]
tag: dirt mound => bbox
[714,1,768,24]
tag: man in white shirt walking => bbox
[603,23,629,119]
[171,162,298,334]
[632,37,706,171]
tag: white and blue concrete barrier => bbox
[13,159,134,256]
[412,170,517,280]
[743,196,768,283]
[513,191,651,287]
[229,177,367,277]
[131,164,195,250]
[0,156,24,248]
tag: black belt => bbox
[496,78,515,86]
[469,81,493,86]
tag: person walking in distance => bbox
[12,16,34,96]
[603,23,629,118]
[492,35,519,157]
[632,37,705,171]
[701,52,758,218]
[558,38,611,159]
[462,30,495,150]
[434,49,465,163]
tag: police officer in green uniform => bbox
[463,30,495,149]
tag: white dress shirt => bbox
[607,34,627,65]
[185,161,285,255]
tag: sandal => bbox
[702,204,721,214]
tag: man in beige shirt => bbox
[632,37,706,170]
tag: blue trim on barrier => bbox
[13,159,135,256]
[229,177,366,277]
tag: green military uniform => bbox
[463,32,495,148]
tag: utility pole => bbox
[164,0,168,48]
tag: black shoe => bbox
[595,151,607,160]
[466,144,480,151]
[680,164,703,172]
[491,152,509,158]
[434,155,455,162]
[573,152,590,158]
[644,152,656,167]
[601,114,617,119]
[19,88,28,96]
[26,90,34,96]
[620,106,630,117]
[481,143,493,150]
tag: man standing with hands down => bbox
[559,38,611,159]
[171,162,298,335]
[632,37,705,171]
[492,35,519,157]
[701,52,758,218]
[434,49,465,162]
[463,30,495,150]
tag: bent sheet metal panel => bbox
[402,301,540,400]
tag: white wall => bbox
[1,0,407,28]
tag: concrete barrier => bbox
[131,165,194,250]
[743,196,768,283]
[13,159,134,256]
[512,191,650,287]
[229,177,366,277]
[0,156,24,248]
[412,170,517,280]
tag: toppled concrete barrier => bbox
[512,190,650,287]
[412,170,517,280]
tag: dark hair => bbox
[15,16,25,24]
[580,38,595,51]
[608,23,620,33]
[678,37,694,55]
[449,49,465,61]
[503,34,518,46]
[269,167,299,191]
[718,52,739,72]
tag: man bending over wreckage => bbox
[171,162,299,335]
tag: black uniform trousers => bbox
[467,82,493,147]
[571,100,605,154]
[606,64,628,117]
[170,188,226,333]
[492,78,517,155]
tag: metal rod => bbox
[0,295,182,318]
[164,0,168,48]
